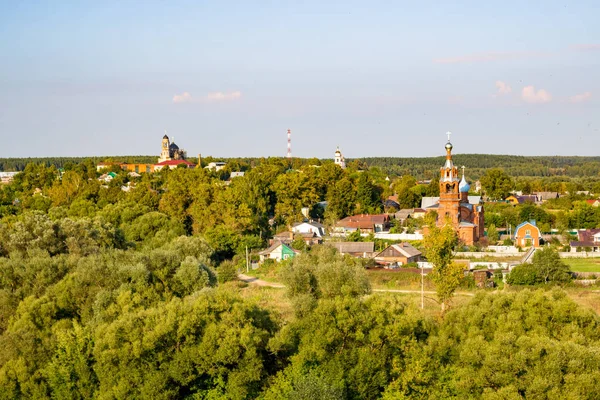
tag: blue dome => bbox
[459,175,470,193]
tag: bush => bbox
[507,247,571,286]
[506,264,539,285]
[217,260,238,284]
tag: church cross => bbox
[446,131,452,142]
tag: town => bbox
[2,1,600,398]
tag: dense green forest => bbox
[360,154,600,179]
[1,159,600,398]
[4,153,600,179]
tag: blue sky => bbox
[1,0,599,158]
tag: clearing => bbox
[564,258,600,272]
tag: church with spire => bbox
[421,133,484,245]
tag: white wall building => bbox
[291,221,326,237]
[334,147,346,169]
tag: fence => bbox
[374,232,424,240]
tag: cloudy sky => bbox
[1,0,599,158]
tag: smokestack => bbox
[287,129,292,159]
[197,154,202,168]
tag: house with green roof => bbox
[258,242,299,262]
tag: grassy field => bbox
[564,258,600,272]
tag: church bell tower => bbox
[437,132,460,226]
[159,133,172,163]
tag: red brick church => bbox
[422,134,485,245]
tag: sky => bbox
[1,0,599,159]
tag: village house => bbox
[374,243,422,267]
[514,220,542,248]
[272,231,294,245]
[506,194,537,205]
[585,199,600,207]
[534,192,559,203]
[569,229,600,252]
[0,171,19,184]
[394,209,414,225]
[333,214,390,236]
[327,242,375,258]
[291,221,326,237]
[205,162,227,171]
[98,172,117,183]
[412,208,427,219]
[258,242,299,262]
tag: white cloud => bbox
[521,85,552,104]
[571,44,600,52]
[495,81,512,95]
[172,92,193,103]
[172,91,242,104]
[568,91,592,103]
[205,91,242,102]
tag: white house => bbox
[258,243,299,262]
[98,172,116,183]
[205,162,227,171]
[0,172,19,184]
[291,221,326,237]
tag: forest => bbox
[1,158,600,398]
[4,153,600,179]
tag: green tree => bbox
[280,246,370,314]
[486,224,499,244]
[423,215,461,312]
[384,290,600,399]
[507,247,571,285]
[480,168,513,200]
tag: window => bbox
[525,229,531,236]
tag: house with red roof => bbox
[585,199,600,207]
[333,214,390,236]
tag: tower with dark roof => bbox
[158,133,187,163]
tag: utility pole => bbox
[421,264,424,310]
[246,246,249,273]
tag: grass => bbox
[242,260,284,282]
[563,258,600,272]
[367,269,436,291]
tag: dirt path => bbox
[238,274,474,296]
[238,274,285,288]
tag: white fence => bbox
[469,262,511,270]
[487,246,519,253]
[456,252,522,258]
[558,252,600,258]
[374,232,424,240]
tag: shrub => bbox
[217,260,238,284]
